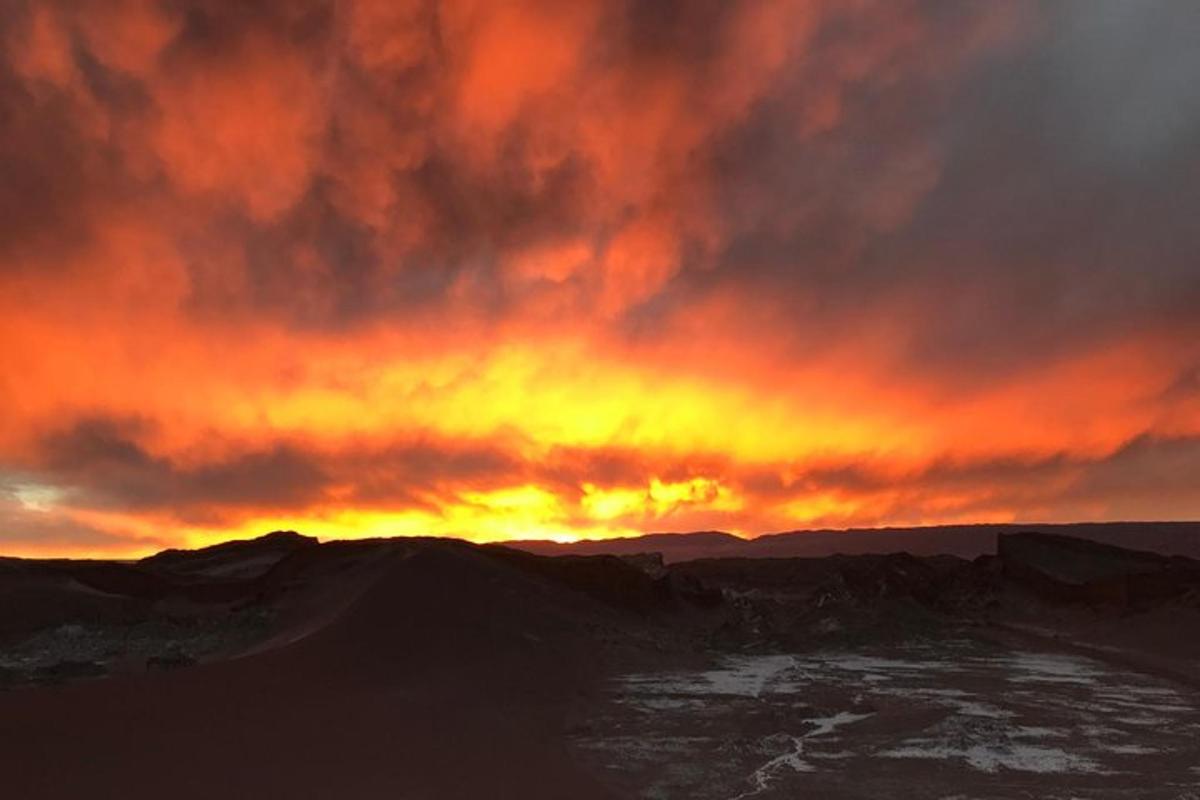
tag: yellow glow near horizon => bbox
[206,340,923,466]
[33,475,756,559]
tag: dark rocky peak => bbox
[999,531,1200,609]
[998,532,1171,585]
[140,530,319,579]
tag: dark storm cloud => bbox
[37,418,331,514]
[29,418,718,519]
[341,440,523,507]
[1045,1,1200,168]
[5,0,1196,346]
[197,181,392,327]
[737,451,1074,504]
[1161,365,1200,402]
[738,434,1200,527]
[29,418,530,521]
[0,474,163,550]
[649,0,1200,385]
[1067,434,1200,513]
[622,0,734,62]
[879,1,1200,377]
[0,56,121,271]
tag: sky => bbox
[1,0,1199,557]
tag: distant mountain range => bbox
[506,521,1200,562]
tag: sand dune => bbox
[0,542,624,799]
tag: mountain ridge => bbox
[506,520,1200,562]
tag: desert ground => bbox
[1,526,1198,799]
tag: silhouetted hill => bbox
[141,529,319,578]
[0,538,627,798]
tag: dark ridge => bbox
[998,531,1171,583]
[507,521,1200,563]
[504,530,748,563]
[140,530,319,577]
[748,521,1200,559]
[998,531,1200,608]
[484,545,722,612]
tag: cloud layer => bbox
[1,0,1198,555]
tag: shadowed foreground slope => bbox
[0,540,629,799]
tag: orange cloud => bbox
[152,37,328,219]
[0,0,1198,557]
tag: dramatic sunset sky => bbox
[1,1,1198,556]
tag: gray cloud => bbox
[28,418,530,523]
[0,476,161,550]
[37,418,330,521]
[646,1,1200,388]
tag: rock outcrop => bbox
[998,532,1200,609]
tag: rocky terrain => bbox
[0,525,1197,797]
